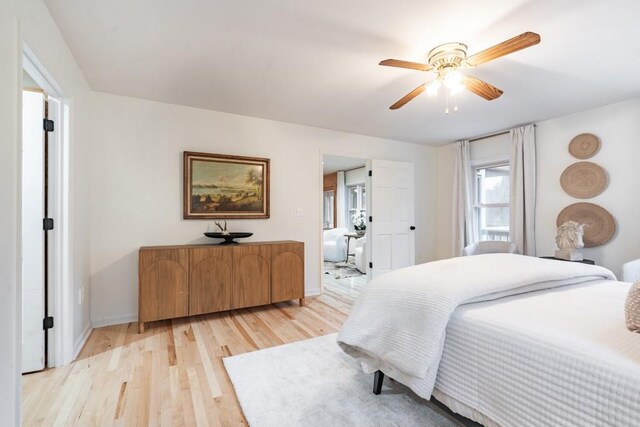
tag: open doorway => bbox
[321,155,369,298]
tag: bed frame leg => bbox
[373,370,384,395]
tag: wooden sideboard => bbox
[138,241,304,333]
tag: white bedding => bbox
[337,254,615,397]
[434,280,640,427]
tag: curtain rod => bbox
[469,124,537,143]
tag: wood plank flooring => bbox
[22,287,359,426]
[322,273,367,299]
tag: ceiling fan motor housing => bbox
[428,42,468,73]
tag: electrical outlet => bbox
[78,287,84,305]
[294,207,304,217]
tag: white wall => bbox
[345,167,366,186]
[0,2,21,422]
[89,92,439,327]
[0,1,93,423]
[470,133,510,163]
[437,98,640,277]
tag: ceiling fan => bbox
[380,32,540,110]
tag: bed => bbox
[337,254,640,426]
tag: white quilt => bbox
[337,254,616,397]
[434,280,640,426]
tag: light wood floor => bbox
[322,273,367,299]
[22,287,357,426]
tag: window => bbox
[346,184,366,232]
[474,163,509,241]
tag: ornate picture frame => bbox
[183,151,270,219]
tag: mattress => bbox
[433,280,640,427]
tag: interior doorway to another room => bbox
[321,155,369,299]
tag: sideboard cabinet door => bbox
[271,243,304,303]
[232,245,271,309]
[139,249,189,322]
[189,247,233,315]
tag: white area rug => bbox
[223,333,459,426]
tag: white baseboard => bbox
[305,287,322,297]
[73,323,92,360]
[91,314,138,329]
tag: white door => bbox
[22,90,46,373]
[370,160,415,278]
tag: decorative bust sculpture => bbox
[555,221,585,261]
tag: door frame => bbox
[318,150,372,293]
[21,42,74,367]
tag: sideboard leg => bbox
[299,297,306,307]
[138,321,145,334]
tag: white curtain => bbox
[336,171,346,228]
[509,125,536,255]
[452,140,474,256]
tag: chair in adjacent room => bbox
[462,241,519,256]
[354,236,367,273]
[323,227,348,262]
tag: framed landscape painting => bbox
[183,151,270,219]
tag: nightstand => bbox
[539,256,595,265]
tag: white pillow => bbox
[626,281,640,333]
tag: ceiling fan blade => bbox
[379,59,432,72]
[462,75,503,100]
[466,32,540,66]
[390,83,428,109]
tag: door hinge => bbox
[368,170,372,177]
[43,119,55,132]
[43,218,54,231]
[43,316,54,330]
[368,216,372,223]
[369,262,373,269]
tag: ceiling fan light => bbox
[443,70,462,89]
[450,82,465,95]
[426,79,441,96]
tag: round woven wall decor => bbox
[556,203,616,247]
[569,133,601,159]
[560,162,608,199]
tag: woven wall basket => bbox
[560,162,608,199]
[556,203,616,247]
[569,133,601,159]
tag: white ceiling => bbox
[45,0,640,145]
[323,155,366,175]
